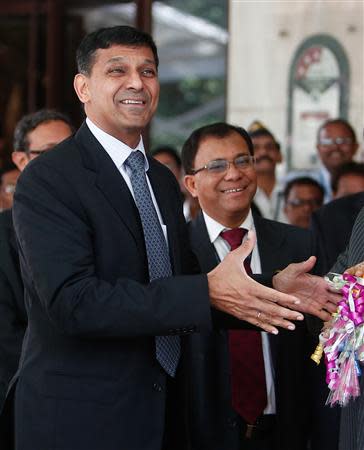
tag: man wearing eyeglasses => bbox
[182,122,318,450]
[315,118,359,202]
[283,177,324,229]
[0,109,73,448]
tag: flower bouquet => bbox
[311,272,364,406]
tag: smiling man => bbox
[11,27,338,450]
[182,122,316,450]
[315,118,359,202]
[248,124,284,221]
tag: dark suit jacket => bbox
[0,209,26,411]
[311,192,364,275]
[12,122,213,450]
[184,212,314,450]
[0,209,26,449]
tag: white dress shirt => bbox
[86,118,167,240]
[203,209,276,415]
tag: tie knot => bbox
[221,228,247,251]
[125,150,145,173]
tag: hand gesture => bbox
[273,256,340,321]
[208,230,303,334]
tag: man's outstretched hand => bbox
[273,256,340,321]
[207,230,304,335]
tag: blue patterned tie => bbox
[125,150,181,377]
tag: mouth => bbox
[119,99,146,105]
[221,187,245,194]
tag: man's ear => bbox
[74,73,90,104]
[183,174,198,198]
[12,152,30,172]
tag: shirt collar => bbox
[202,209,254,244]
[86,117,149,172]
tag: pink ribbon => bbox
[323,273,364,402]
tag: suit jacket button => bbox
[227,418,237,428]
[153,383,163,392]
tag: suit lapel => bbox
[253,215,284,365]
[75,123,145,256]
[254,215,286,274]
[189,212,220,273]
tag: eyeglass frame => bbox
[191,154,256,175]
[286,198,322,208]
[318,137,354,147]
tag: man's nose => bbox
[224,162,241,179]
[126,71,143,90]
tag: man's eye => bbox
[208,161,226,172]
[142,69,156,77]
[108,68,124,74]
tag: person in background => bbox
[331,161,364,199]
[0,109,73,449]
[152,145,182,180]
[314,118,358,202]
[283,177,324,229]
[153,144,200,221]
[0,165,20,212]
[248,121,285,221]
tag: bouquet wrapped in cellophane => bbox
[311,272,364,407]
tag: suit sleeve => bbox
[0,251,27,412]
[13,159,212,340]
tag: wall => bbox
[227,0,363,171]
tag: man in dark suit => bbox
[311,191,364,275]
[11,27,337,450]
[0,109,73,411]
[181,122,317,450]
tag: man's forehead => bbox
[290,184,321,196]
[195,136,250,165]
[30,120,70,135]
[321,122,351,136]
[95,45,156,64]
[252,134,275,144]
[28,120,72,149]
